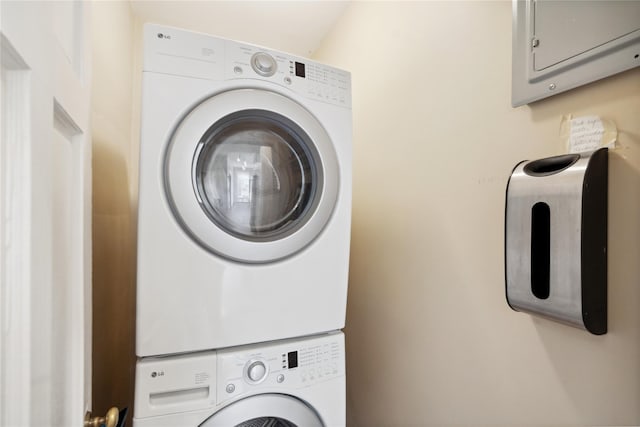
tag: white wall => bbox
[313,2,640,425]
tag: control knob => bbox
[251,52,277,77]
[245,360,268,383]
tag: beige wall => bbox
[313,2,640,425]
[90,0,137,419]
[90,1,640,424]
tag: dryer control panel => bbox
[142,23,351,109]
[215,332,345,406]
[223,41,351,108]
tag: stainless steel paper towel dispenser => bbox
[505,148,608,335]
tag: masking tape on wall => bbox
[560,114,617,154]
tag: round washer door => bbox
[165,89,339,263]
[199,394,324,427]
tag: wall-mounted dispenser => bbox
[505,148,608,335]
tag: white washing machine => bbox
[133,332,345,426]
[136,24,352,357]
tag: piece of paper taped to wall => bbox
[560,115,617,154]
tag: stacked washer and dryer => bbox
[133,24,352,426]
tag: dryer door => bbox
[165,88,339,263]
[199,394,324,427]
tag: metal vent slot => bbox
[531,202,551,300]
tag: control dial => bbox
[251,52,277,77]
[245,360,268,384]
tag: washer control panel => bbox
[216,332,345,406]
[134,350,217,419]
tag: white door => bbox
[0,1,93,426]
[164,88,340,263]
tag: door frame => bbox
[0,31,33,425]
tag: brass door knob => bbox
[84,407,119,427]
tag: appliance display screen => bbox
[287,351,298,368]
[295,62,306,78]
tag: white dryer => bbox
[136,24,352,357]
[133,332,345,427]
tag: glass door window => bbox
[164,88,339,263]
[234,417,296,427]
[193,110,321,242]
[198,394,324,427]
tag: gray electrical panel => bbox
[512,0,640,107]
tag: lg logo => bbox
[151,371,165,378]
[157,33,171,40]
